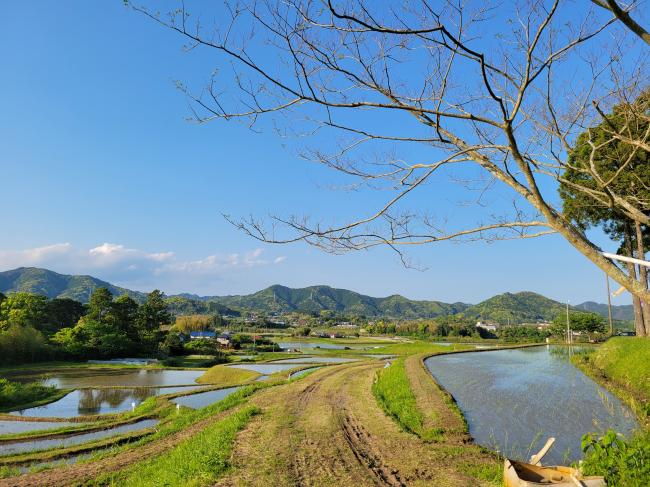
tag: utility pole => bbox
[605,272,613,336]
[566,300,571,345]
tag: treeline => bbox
[0,288,173,364]
[364,310,607,342]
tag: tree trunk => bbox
[635,220,650,337]
[626,224,646,336]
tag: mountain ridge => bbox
[0,267,146,303]
[0,267,633,321]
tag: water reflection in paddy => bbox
[10,386,203,418]
[8,369,204,389]
[1,419,158,456]
[0,421,77,436]
[271,357,359,364]
[425,346,638,464]
[171,387,240,409]
[278,342,347,350]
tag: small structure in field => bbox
[216,332,233,347]
[189,330,216,340]
[476,321,499,332]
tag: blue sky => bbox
[0,1,640,304]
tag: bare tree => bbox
[130,0,650,327]
[590,0,650,46]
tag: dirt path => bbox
[215,362,499,486]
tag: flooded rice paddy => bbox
[0,421,77,436]
[8,386,204,418]
[1,419,158,456]
[8,368,204,389]
[171,387,240,409]
[278,342,347,350]
[271,357,360,364]
[425,346,639,464]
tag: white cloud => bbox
[0,243,74,268]
[88,243,174,267]
[0,243,287,292]
[163,248,284,274]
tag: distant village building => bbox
[216,332,232,347]
[334,322,357,328]
[189,330,216,340]
[475,321,498,332]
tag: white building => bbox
[476,321,498,332]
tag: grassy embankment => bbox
[106,406,259,486]
[571,337,650,486]
[373,358,444,441]
[0,379,69,413]
[571,337,650,421]
[370,340,472,355]
[197,365,260,385]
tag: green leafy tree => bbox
[52,317,134,359]
[136,290,171,353]
[0,325,50,364]
[110,295,140,341]
[0,293,48,331]
[42,298,86,335]
[160,330,185,356]
[560,91,650,336]
[87,288,114,323]
[551,311,607,339]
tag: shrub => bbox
[581,429,650,487]
[0,378,58,409]
[0,324,52,364]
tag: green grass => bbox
[590,338,650,399]
[458,461,503,484]
[370,341,471,356]
[106,406,259,486]
[197,365,260,385]
[372,359,443,441]
[572,337,650,419]
[0,379,67,412]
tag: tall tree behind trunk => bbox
[635,221,650,336]
[626,224,646,336]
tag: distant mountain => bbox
[460,291,568,323]
[0,267,628,322]
[203,284,470,319]
[575,301,634,322]
[164,296,239,317]
[0,267,146,303]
